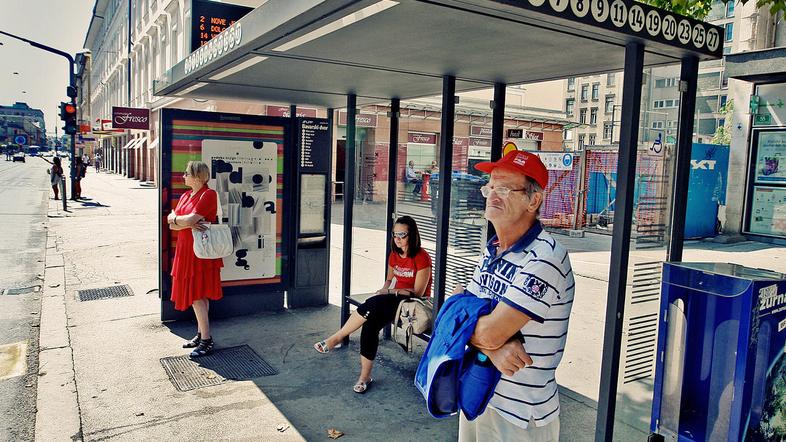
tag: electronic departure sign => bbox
[190,0,252,52]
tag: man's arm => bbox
[470,303,534,376]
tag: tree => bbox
[711,99,733,145]
[643,0,786,20]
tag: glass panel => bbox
[613,58,683,441]
[348,104,390,296]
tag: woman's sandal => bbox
[314,341,330,354]
[189,338,214,358]
[353,378,373,394]
[182,334,201,349]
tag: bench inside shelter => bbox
[345,293,433,343]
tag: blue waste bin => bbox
[651,262,786,441]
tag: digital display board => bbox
[191,0,252,52]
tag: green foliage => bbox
[711,99,733,145]
[641,0,786,20]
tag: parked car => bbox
[12,152,25,162]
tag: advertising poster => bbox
[749,186,786,237]
[169,118,284,285]
[755,131,786,184]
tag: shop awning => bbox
[154,0,722,107]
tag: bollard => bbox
[61,176,67,211]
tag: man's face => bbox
[484,168,540,225]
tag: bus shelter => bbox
[154,0,721,439]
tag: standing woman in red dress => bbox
[167,160,224,357]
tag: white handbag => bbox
[192,192,234,259]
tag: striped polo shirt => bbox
[466,221,575,429]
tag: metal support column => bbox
[667,56,699,262]
[290,104,297,118]
[340,95,357,345]
[488,83,506,240]
[433,76,456,314]
[383,98,400,339]
[595,42,645,442]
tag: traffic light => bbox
[60,102,77,135]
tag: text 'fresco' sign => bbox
[112,106,150,130]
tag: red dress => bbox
[170,186,224,311]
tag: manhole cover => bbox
[2,286,41,296]
[160,345,277,391]
[77,284,134,301]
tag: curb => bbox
[35,201,83,442]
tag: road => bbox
[0,156,50,441]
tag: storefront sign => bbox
[749,186,786,237]
[526,131,544,141]
[755,131,786,184]
[338,112,377,127]
[453,137,469,148]
[408,132,437,144]
[112,106,150,130]
[471,126,493,137]
[266,106,318,118]
[507,128,524,138]
[536,152,575,170]
[469,137,491,148]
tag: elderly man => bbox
[460,150,575,441]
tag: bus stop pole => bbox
[383,98,400,339]
[487,83,506,240]
[433,76,456,315]
[595,41,645,442]
[666,56,699,262]
[340,95,358,345]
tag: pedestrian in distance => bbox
[166,161,223,357]
[95,153,101,173]
[73,157,87,199]
[314,215,432,394]
[41,156,64,200]
[455,150,575,441]
[406,160,422,195]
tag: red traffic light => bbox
[64,104,76,114]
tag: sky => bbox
[0,0,95,137]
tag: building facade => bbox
[0,102,47,147]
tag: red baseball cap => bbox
[474,150,549,189]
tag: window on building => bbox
[588,134,596,146]
[579,108,587,124]
[566,99,575,116]
[603,123,613,139]
[567,77,575,91]
[722,72,729,88]
[718,118,726,128]
[564,130,574,140]
[605,96,615,114]
[590,107,598,125]
[607,73,615,87]
[578,134,585,148]
[652,121,664,129]
[726,0,734,17]
[591,83,600,100]
[720,95,728,108]
[725,23,734,41]
[655,79,666,88]
[581,84,589,101]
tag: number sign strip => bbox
[484,0,722,58]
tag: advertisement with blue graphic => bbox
[651,263,786,441]
[685,143,729,238]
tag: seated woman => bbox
[314,215,432,394]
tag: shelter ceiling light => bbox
[176,82,208,97]
[272,0,398,52]
[209,56,268,81]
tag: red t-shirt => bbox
[388,248,433,297]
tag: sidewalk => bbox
[38,169,786,441]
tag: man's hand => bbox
[485,339,533,376]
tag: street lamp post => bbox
[0,30,80,206]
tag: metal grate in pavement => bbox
[77,284,134,301]
[160,345,277,391]
[2,285,41,296]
